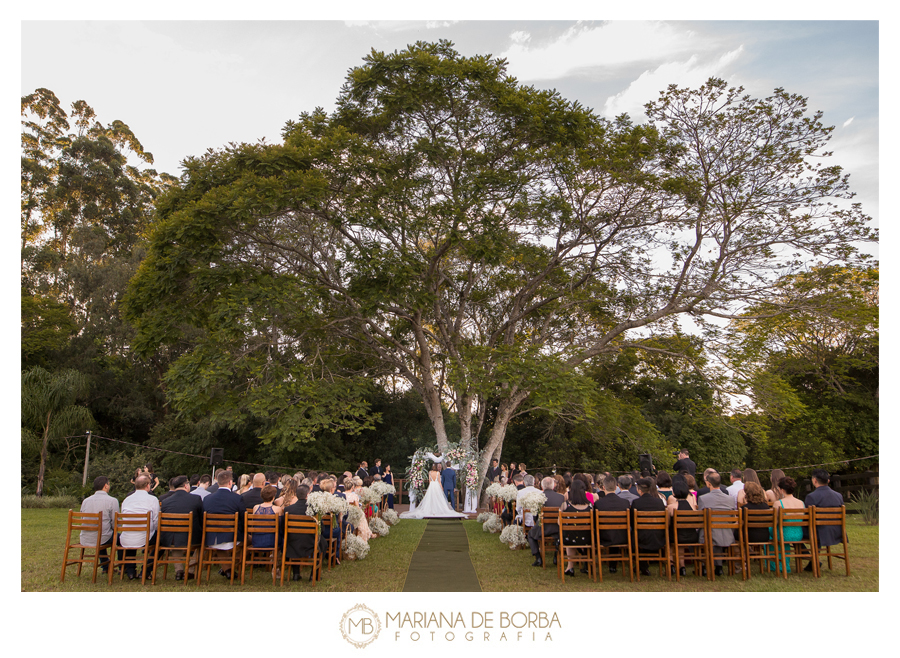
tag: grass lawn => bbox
[465,516,878,592]
[25,509,877,592]
[24,508,428,592]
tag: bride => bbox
[400,463,467,519]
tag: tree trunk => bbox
[36,411,51,497]
[476,390,529,507]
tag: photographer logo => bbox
[340,604,382,648]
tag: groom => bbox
[440,463,457,508]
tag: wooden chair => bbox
[280,513,320,586]
[775,506,817,578]
[536,507,560,570]
[152,512,199,585]
[671,508,709,581]
[742,507,778,578]
[321,513,340,570]
[60,510,110,583]
[109,512,153,585]
[242,511,279,585]
[197,512,241,585]
[594,510,634,582]
[633,510,671,581]
[811,506,850,577]
[558,509,596,583]
[706,509,746,581]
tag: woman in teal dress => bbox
[768,476,805,572]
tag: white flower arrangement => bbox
[343,533,370,560]
[370,517,390,537]
[382,508,399,526]
[476,512,491,523]
[499,523,527,548]
[306,491,349,517]
[346,505,365,528]
[498,484,519,502]
[485,483,502,499]
[482,513,502,533]
[370,481,396,498]
[356,486,381,507]
[520,490,547,516]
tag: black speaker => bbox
[210,448,224,466]
[638,453,655,475]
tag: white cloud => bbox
[343,20,457,32]
[602,47,744,119]
[843,117,855,128]
[500,21,701,81]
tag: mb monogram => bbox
[340,604,382,648]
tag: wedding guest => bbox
[736,468,762,507]
[527,477,565,567]
[345,477,373,541]
[667,474,698,577]
[656,471,674,501]
[594,475,630,574]
[236,474,252,496]
[561,479,592,577]
[383,465,395,509]
[765,469,787,506]
[79,475,119,573]
[631,477,667,577]
[249,485,282,550]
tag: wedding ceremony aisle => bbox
[402,519,482,592]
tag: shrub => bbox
[22,495,79,509]
[850,488,878,525]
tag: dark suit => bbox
[159,489,204,547]
[673,457,697,477]
[631,494,667,552]
[487,466,500,482]
[202,487,245,545]
[594,493,631,546]
[241,487,264,511]
[804,485,844,546]
[441,467,457,503]
[356,468,369,480]
[371,465,384,477]
[527,490,566,556]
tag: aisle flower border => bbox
[405,441,481,504]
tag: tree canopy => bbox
[124,42,876,489]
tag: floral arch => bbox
[406,441,481,512]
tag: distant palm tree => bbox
[21,367,93,496]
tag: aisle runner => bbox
[402,520,482,592]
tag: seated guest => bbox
[241,473,266,510]
[501,473,525,525]
[553,474,567,497]
[516,474,539,529]
[561,479,593,577]
[683,473,698,503]
[159,475,204,580]
[736,468,763,507]
[527,477,566,567]
[158,477,179,503]
[191,474,212,499]
[742,481,772,550]
[698,470,736,576]
[727,469,744,500]
[594,474,630,574]
[617,475,638,504]
[667,474,698,577]
[120,474,160,579]
[282,484,317,581]
[631,477,667,576]
[249,484,282,550]
[275,479,297,508]
[202,470,245,578]
[656,471,674,501]
[236,474,252,495]
[79,475,119,572]
[265,471,279,488]
[189,474,201,492]
[696,468,719,498]
[804,468,845,555]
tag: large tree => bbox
[125,43,875,491]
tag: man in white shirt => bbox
[727,469,744,500]
[119,474,160,579]
[516,475,540,529]
[79,476,120,572]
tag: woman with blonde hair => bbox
[736,468,762,507]
[765,469,786,505]
[236,473,252,495]
[275,479,298,507]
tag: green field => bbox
[25,510,877,592]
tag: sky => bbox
[20,20,880,223]
[11,5,893,655]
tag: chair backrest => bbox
[672,508,707,531]
[633,509,668,530]
[707,509,741,530]
[67,510,104,546]
[811,506,845,527]
[203,512,240,543]
[559,509,593,532]
[245,511,279,543]
[743,507,777,531]
[157,512,194,547]
[594,509,631,531]
[539,507,559,527]
[283,513,319,537]
[114,512,153,547]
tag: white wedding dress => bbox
[400,474,467,519]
